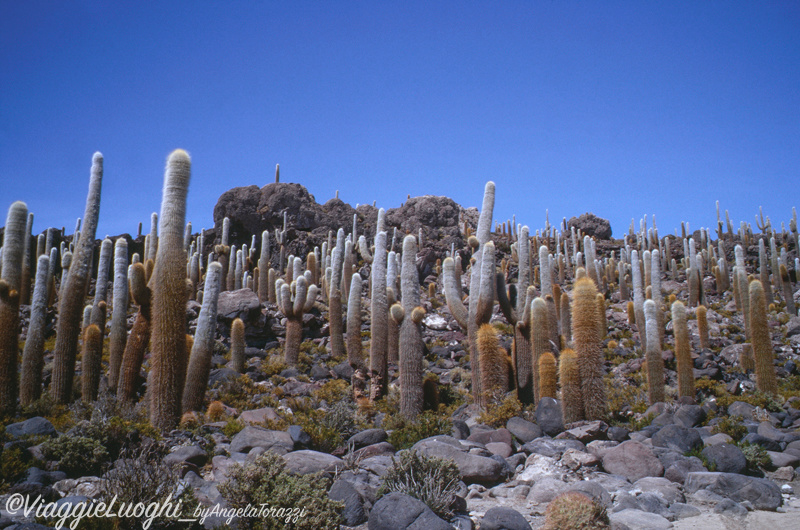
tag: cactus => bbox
[596,293,606,339]
[397,235,424,418]
[19,212,33,305]
[651,249,664,346]
[422,373,439,411]
[147,212,158,262]
[328,229,346,359]
[697,304,709,350]
[257,231,270,302]
[387,250,400,365]
[346,273,366,399]
[117,263,151,403]
[538,351,557,400]
[279,275,319,366]
[631,250,647,350]
[572,276,606,420]
[369,231,388,400]
[52,153,103,404]
[644,299,664,404]
[750,280,777,394]
[105,238,129,392]
[560,291,571,344]
[672,301,694,400]
[780,264,796,316]
[0,201,28,414]
[477,323,508,404]
[20,254,50,406]
[530,297,551,404]
[230,318,246,373]
[687,267,699,307]
[758,239,774,305]
[539,245,552,299]
[149,149,191,431]
[182,261,223,412]
[80,322,103,403]
[558,348,583,423]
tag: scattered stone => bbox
[216,288,261,323]
[348,429,388,450]
[287,425,312,447]
[367,492,452,530]
[535,397,564,436]
[480,506,532,530]
[684,471,782,511]
[525,476,568,503]
[229,426,294,454]
[411,436,504,484]
[713,498,748,517]
[701,444,747,474]
[602,440,664,482]
[329,478,367,527]
[651,425,702,454]
[283,450,345,476]
[5,417,56,439]
[632,477,684,505]
[238,406,280,425]
[506,417,541,443]
[609,509,673,530]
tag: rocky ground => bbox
[1,184,800,529]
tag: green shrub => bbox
[477,395,527,428]
[385,411,452,450]
[222,418,245,438]
[0,445,34,492]
[737,442,770,470]
[218,452,343,529]
[710,415,747,441]
[543,491,609,530]
[378,451,460,519]
[41,435,109,477]
[291,400,359,453]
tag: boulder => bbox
[229,426,294,454]
[651,425,702,453]
[283,450,345,476]
[480,506,532,530]
[216,288,261,323]
[329,479,367,527]
[367,492,452,530]
[506,417,541,443]
[5,417,56,439]
[701,444,746,475]
[684,471,782,510]
[609,509,672,530]
[535,397,564,436]
[567,212,613,240]
[411,436,504,484]
[602,440,664,482]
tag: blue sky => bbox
[2,1,798,240]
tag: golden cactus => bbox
[572,276,606,420]
[539,351,557,399]
[672,301,694,399]
[750,280,777,394]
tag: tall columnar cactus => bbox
[257,230,270,302]
[780,264,796,316]
[52,154,103,404]
[558,348,582,423]
[530,297,550,404]
[572,276,606,420]
[443,181,495,406]
[0,201,29,415]
[758,239,774,305]
[477,323,508,404]
[147,212,159,262]
[230,318,246,373]
[386,250,399,365]
[539,245,552,299]
[644,299,664,404]
[279,276,319,366]
[697,304,709,349]
[651,249,664,346]
[631,250,647,350]
[368,231,388,400]
[20,254,50,406]
[538,351,557,400]
[560,291,571,344]
[398,235,424,419]
[672,301,694,399]
[149,149,191,431]
[80,322,103,403]
[346,273,366,399]
[182,261,223,412]
[90,237,113,330]
[749,280,777,394]
[596,293,606,340]
[117,263,150,403]
[328,229,346,359]
[20,212,33,305]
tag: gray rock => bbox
[282,450,345,475]
[560,420,608,442]
[309,363,330,380]
[602,440,664,482]
[164,445,208,468]
[208,367,240,387]
[607,426,630,442]
[332,361,354,380]
[610,509,673,530]
[229,426,294,454]
[683,471,782,510]
[674,405,705,428]
[506,417,541,443]
[742,433,781,451]
[330,478,367,526]
[713,498,748,517]
[216,288,261,322]
[367,492,452,530]
[564,480,611,508]
[535,397,564,436]
[412,436,504,484]
[522,438,585,459]
[5,417,56,438]
[651,425,702,454]
[636,492,671,518]
[702,433,733,446]
[632,477,684,505]
[757,421,788,443]
[452,420,470,440]
[353,442,396,459]
[669,502,702,519]
[348,429,388,449]
[567,212,612,240]
[767,450,800,468]
[526,476,568,503]
[612,492,643,512]
[727,401,757,420]
[701,444,746,474]
[288,425,311,447]
[480,506,531,530]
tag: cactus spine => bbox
[52,154,103,404]
[20,253,50,405]
[230,318,246,373]
[149,149,191,431]
[182,261,222,412]
[749,280,777,394]
[559,348,582,423]
[399,235,424,419]
[0,201,28,415]
[538,351,557,399]
[672,301,694,399]
[369,231,388,400]
[80,323,103,403]
[572,276,606,420]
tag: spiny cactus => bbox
[697,304,709,350]
[651,249,664,346]
[477,323,508,404]
[19,212,33,305]
[81,319,104,403]
[672,301,694,400]
[328,229,346,359]
[117,263,151,403]
[52,154,103,404]
[90,237,113,330]
[630,250,647,350]
[572,276,606,420]
[539,351,557,400]
[20,254,50,406]
[149,149,191,431]
[750,280,777,394]
[644,299,664,404]
[147,212,158,262]
[596,293,606,340]
[780,264,796,316]
[758,239,774,305]
[230,318,246,373]
[387,250,400,365]
[530,297,550,404]
[182,261,223,412]
[279,275,319,366]
[369,231,388,400]
[257,231,270,302]
[0,201,29,415]
[560,291,571,344]
[346,273,366,399]
[398,235,424,419]
[558,348,582,423]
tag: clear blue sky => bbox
[2,1,798,239]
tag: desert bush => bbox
[378,450,460,519]
[384,411,452,450]
[291,399,359,452]
[0,445,34,493]
[738,441,771,470]
[710,415,747,441]
[218,451,343,529]
[41,435,109,477]
[543,491,609,530]
[477,395,528,428]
